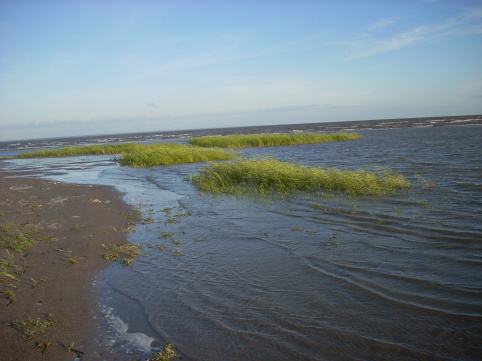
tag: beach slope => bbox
[0,172,135,360]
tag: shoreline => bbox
[0,171,137,360]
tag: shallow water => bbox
[1,121,481,360]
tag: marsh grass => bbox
[34,340,84,356]
[189,132,362,148]
[13,143,141,158]
[0,222,42,252]
[2,290,17,304]
[115,143,234,167]
[0,251,21,281]
[190,157,410,197]
[103,243,143,265]
[12,142,234,168]
[8,314,57,340]
[64,251,83,265]
[0,251,23,304]
[0,250,17,274]
[71,224,85,231]
[148,344,180,361]
[1,226,48,304]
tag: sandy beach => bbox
[0,172,136,360]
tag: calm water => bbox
[1,118,481,360]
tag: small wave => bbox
[98,305,154,354]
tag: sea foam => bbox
[98,305,154,354]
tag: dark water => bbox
[1,117,481,360]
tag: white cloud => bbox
[344,7,482,58]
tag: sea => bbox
[1,115,482,361]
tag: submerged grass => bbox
[189,131,362,148]
[103,243,143,266]
[190,157,410,197]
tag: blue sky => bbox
[1,0,481,141]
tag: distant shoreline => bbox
[1,114,481,149]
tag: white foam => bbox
[99,305,154,354]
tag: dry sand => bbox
[0,172,137,360]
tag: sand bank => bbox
[0,172,136,360]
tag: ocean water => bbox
[1,117,481,360]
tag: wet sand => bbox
[0,172,136,360]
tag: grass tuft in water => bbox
[13,143,142,158]
[115,143,234,167]
[189,132,362,148]
[12,142,234,168]
[148,344,180,361]
[103,243,143,265]
[190,157,410,197]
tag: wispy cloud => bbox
[345,7,482,58]
[366,18,396,30]
[154,35,322,74]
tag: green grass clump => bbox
[190,157,410,197]
[103,242,144,265]
[13,143,142,158]
[148,344,180,361]
[12,141,234,168]
[188,132,362,148]
[116,143,234,167]
[7,314,57,340]
[0,222,41,252]
[1,251,20,304]
[1,223,47,305]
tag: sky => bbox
[0,0,481,141]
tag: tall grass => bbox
[190,157,411,197]
[115,143,234,167]
[189,132,362,148]
[14,143,141,158]
[12,142,234,167]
